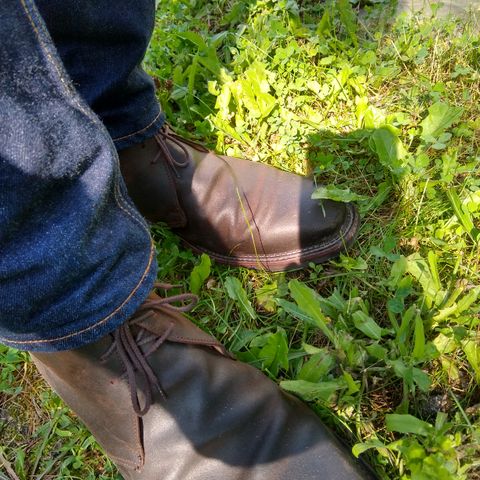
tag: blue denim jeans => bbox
[36,0,165,151]
[0,0,160,352]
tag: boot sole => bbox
[178,203,360,272]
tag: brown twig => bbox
[0,451,20,480]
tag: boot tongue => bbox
[137,308,232,358]
[118,135,188,228]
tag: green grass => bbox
[2,1,480,478]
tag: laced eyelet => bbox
[154,127,192,177]
[100,283,198,417]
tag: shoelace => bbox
[100,283,198,417]
[152,126,208,178]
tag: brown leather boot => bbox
[31,285,375,479]
[119,127,359,271]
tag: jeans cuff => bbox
[113,109,166,151]
[1,242,157,352]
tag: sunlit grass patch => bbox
[145,2,480,478]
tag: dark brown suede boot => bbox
[31,285,375,479]
[119,127,359,271]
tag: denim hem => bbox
[0,241,157,352]
[113,109,166,151]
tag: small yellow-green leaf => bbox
[189,253,211,295]
[462,339,480,382]
[225,276,256,320]
[412,313,425,360]
[178,31,208,51]
[280,379,343,402]
[366,343,388,360]
[386,414,432,436]
[289,280,335,343]
[370,126,407,176]
[343,371,360,395]
[298,352,335,382]
[312,185,367,203]
[405,253,444,304]
[446,188,479,243]
[420,102,463,139]
[255,281,278,313]
[258,328,289,376]
[352,311,383,340]
[352,440,388,458]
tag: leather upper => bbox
[32,291,375,480]
[119,128,359,271]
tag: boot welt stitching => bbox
[180,204,358,263]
